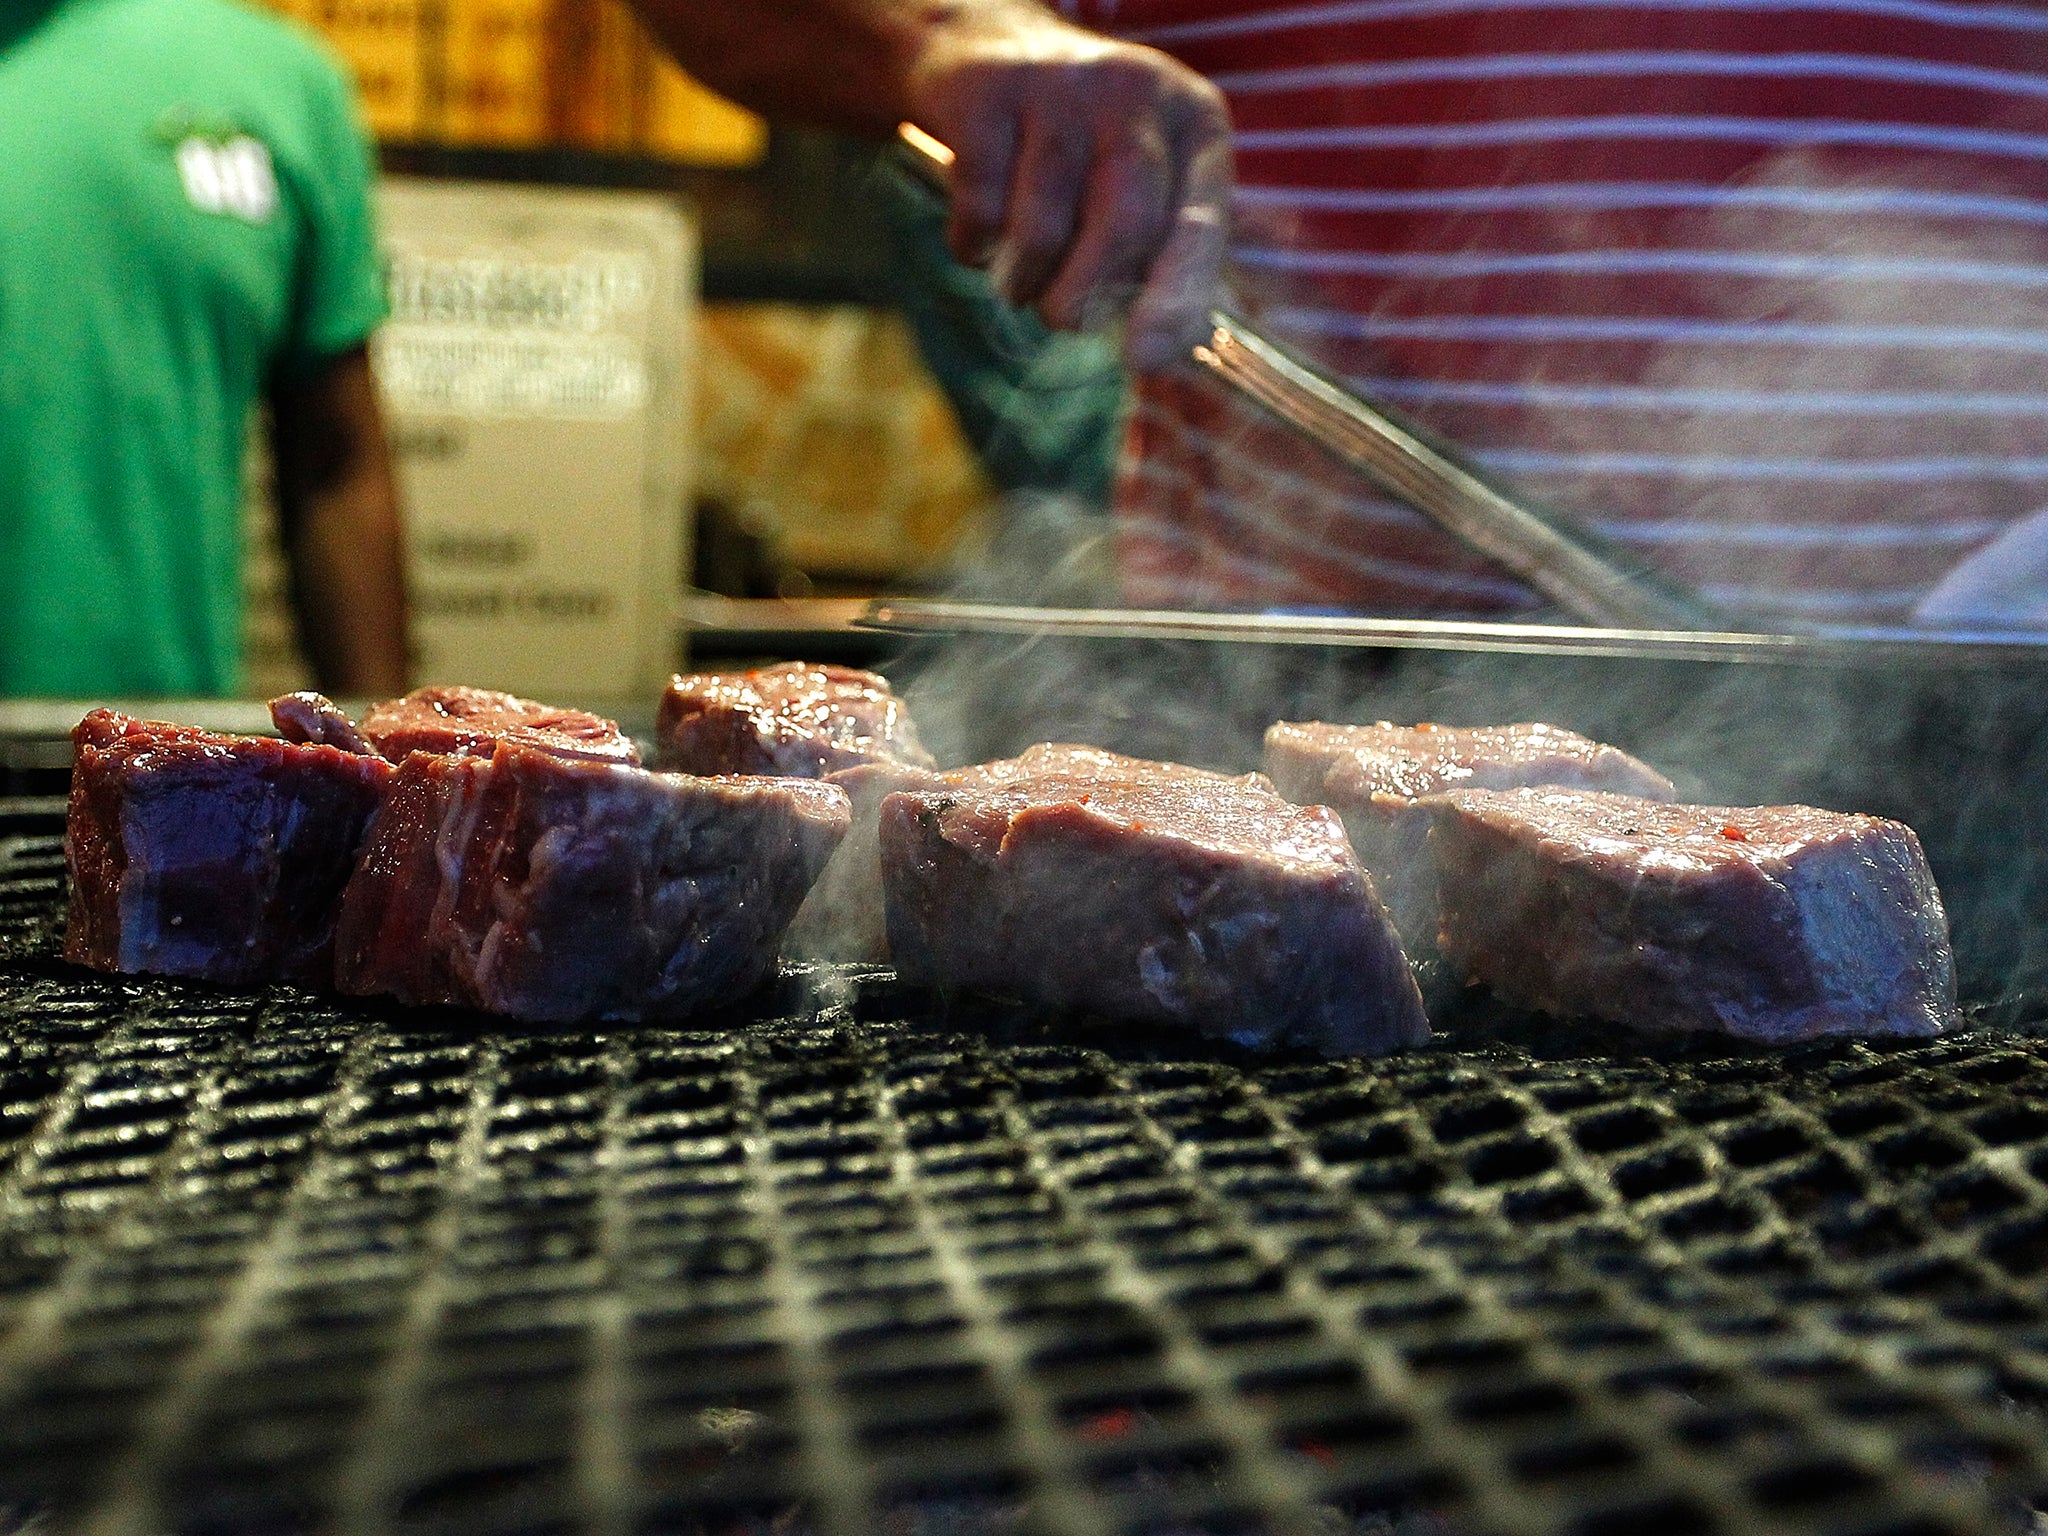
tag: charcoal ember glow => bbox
[358,686,639,764]
[334,742,849,1022]
[65,709,395,985]
[1429,787,1959,1042]
[657,662,933,778]
[879,773,1427,1056]
[1265,720,1674,952]
[789,744,1273,962]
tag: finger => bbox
[935,97,1020,268]
[1036,120,1175,335]
[993,107,1095,307]
[1125,113,1233,372]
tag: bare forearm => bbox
[634,0,1019,135]
[635,0,1232,369]
[271,348,411,697]
[286,474,409,696]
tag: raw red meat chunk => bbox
[334,741,849,1022]
[357,686,638,764]
[269,692,371,755]
[657,662,932,778]
[66,710,395,985]
[1265,720,1674,950]
[788,744,1271,961]
[1428,788,1958,1042]
[879,773,1426,1055]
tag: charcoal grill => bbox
[3,800,2048,1536]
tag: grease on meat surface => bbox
[358,686,638,764]
[789,742,1274,962]
[1429,787,1958,1042]
[1265,720,1674,957]
[657,662,932,778]
[335,741,848,1023]
[881,772,1425,1056]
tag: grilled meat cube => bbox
[358,686,638,764]
[1265,721,1674,806]
[66,709,395,986]
[657,662,932,778]
[788,744,1272,962]
[1265,720,1674,952]
[334,741,848,1023]
[880,773,1426,1056]
[269,691,372,755]
[989,743,1273,790]
[1429,787,1958,1042]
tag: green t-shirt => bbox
[0,0,386,697]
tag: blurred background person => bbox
[0,0,408,699]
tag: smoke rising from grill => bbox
[1219,146,2048,628]
[870,141,2048,1012]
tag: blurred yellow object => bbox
[442,0,550,147]
[255,0,767,164]
[300,0,427,140]
[547,0,638,152]
[643,50,767,166]
[697,305,996,579]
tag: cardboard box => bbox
[374,178,695,699]
[238,424,309,703]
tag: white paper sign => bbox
[374,178,695,703]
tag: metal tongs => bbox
[888,124,1723,632]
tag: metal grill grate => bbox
[3,813,2048,1536]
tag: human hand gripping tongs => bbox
[887,123,1726,633]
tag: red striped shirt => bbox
[1060,0,2048,623]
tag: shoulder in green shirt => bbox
[0,0,387,697]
